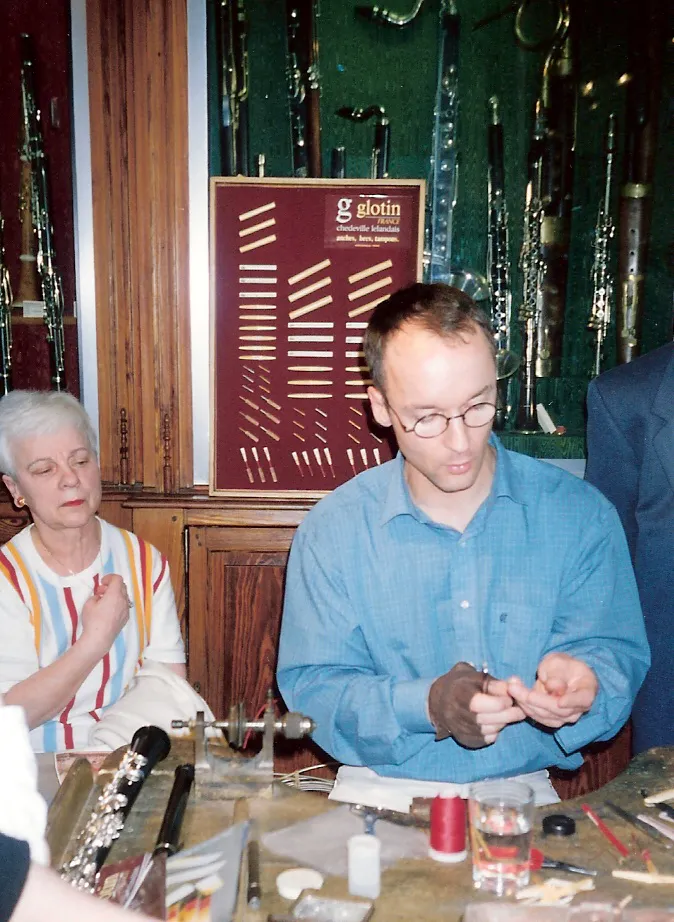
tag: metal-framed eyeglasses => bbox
[387,401,497,439]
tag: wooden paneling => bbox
[87,0,192,490]
[131,505,187,634]
[186,524,333,776]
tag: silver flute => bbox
[588,114,616,378]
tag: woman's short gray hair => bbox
[0,390,98,478]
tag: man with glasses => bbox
[277,283,649,791]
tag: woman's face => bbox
[2,425,102,534]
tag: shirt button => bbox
[460,600,470,609]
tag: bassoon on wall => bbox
[285,0,322,178]
[19,33,66,392]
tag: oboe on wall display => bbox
[536,4,575,379]
[217,0,250,176]
[20,34,66,392]
[588,114,616,378]
[12,158,41,309]
[336,106,390,179]
[516,102,546,433]
[423,0,459,283]
[616,0,664,365]
[486,96,518,430]
[0,216,13,396]
[285,0,322,178]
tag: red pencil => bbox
[581,803,630,858]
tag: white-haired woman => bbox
[0,390,186,754]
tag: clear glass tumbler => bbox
[468,779,535,896]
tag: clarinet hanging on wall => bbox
[588,114,616,378]
[336,106,390,178]
[217,0,250,176]
[20,34,66,392]
[423,1,488,301]
[535,2,574,379]
[0,215,13,396]
[515,101,546,433]
[486,96,518,429]
[285,0,322,178]
[615,0,664,364]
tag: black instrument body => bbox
[286,0,322,177]
[20,34,66,391]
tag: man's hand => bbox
[80,574,131,658]
[507,652,598,729]
[428,664,524,749]
[471,677,526,745]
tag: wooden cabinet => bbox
[185,521,334,778]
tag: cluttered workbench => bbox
[47,726,674,921]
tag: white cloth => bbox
[329,765,560,811]
[0,703,49,864]
[88,659,217,750]
[0,519,186,752]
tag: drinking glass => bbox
[468,779,535,896]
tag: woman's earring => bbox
[16,496,25,508]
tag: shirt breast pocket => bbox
[489,604,552,685]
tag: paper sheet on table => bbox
[261,804,429,877]
[328,766,560,812]
[165,820,249,922]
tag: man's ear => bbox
[367,386,392,429]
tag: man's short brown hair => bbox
[363,283,495,392]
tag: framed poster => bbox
[210,177,424,497]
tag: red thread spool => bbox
[429,795,467,863]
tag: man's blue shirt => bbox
[277,438,650,783]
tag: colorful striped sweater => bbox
[0,519,185,752]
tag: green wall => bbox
[208,0,672,440]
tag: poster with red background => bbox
[211,178,424,497]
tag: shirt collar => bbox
[380,434,529,527]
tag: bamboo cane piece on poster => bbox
[301,451,313,476]
[291,451,303,477]
[251,446,265,482]
[238,201,276,222]
[313,447,325,477]
[239,447,254,483]
[238,218,276,238]
[287,277,332,303]
[263,447,277,483]
[348,259,393,285]
[288,295,333,321]
[348,295,388,318]
[288,258,331,286]
[346,448,357,477]
[239,234,276,253]
[324,447,335,478]
[259,407,280,425]
[348,276,393,301]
